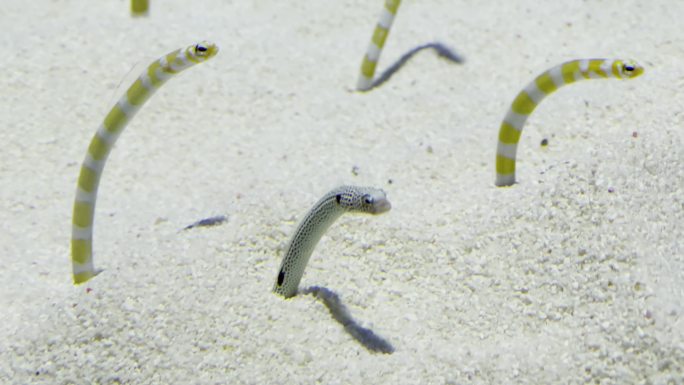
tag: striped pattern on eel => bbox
[273,186,391,299]
[357,0,463,91]
[70,42,218,284]
[357,0,402,91]
[495,58,644,187]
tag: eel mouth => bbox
[371,198,392,214]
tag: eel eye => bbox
[624,64,635,72]
[195,44,208,53]
[363,195,374,205]
[335,194,342,204]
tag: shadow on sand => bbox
[368,41,464,91]
[300,286,394,354]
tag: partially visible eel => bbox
[356,0,463,91]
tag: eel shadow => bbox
[300,286,394,354]
[183,215,228,230]
[369,41,464,90]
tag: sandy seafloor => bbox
[1,0,683,383]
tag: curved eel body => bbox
[357,0,463,91]
[273,186,391,298]
[70,42,218,284]
[495,58,643,187]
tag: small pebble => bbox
[540,138,549,147]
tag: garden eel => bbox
[70,42,218,284]
[357,0,463,91]
[131,0,149,16]
[273,186,391,298]
[495,58,644,187]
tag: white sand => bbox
[1,0,682,383]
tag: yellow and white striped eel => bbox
[70,41,218,284]
[357,0,463,91]
[273,186,391,298]
[495,58,644,187]
[357,0,402,91]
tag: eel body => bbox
[71,42,218,284]
[496,59,643,186]
[273,186,391,298]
